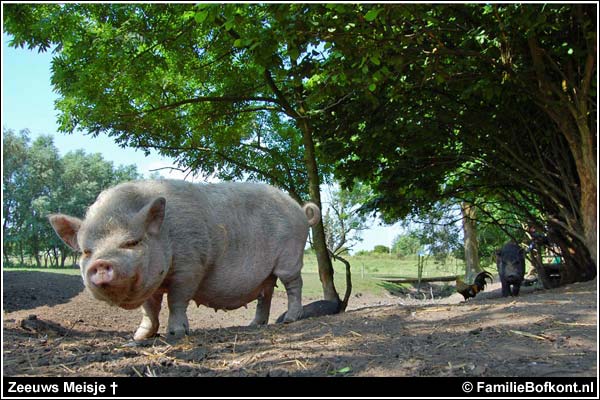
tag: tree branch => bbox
[124,95,282,117]
[263,69,301,119]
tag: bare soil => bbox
[2,270,597,377]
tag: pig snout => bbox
[87,260,115,287]
[504,273,522,284]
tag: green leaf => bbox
[233,38,253,48]
[368,83,376,92]
[364,8,382,22]
[182,11,195,21]
[194,10,209,23]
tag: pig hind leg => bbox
[250,275,277,326]
[134,292,163,341]
[274,255,304,323]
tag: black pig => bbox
[276,300,341,323]
[496,242,526,297]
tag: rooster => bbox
[456,271,494,300]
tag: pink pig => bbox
[49,180,319,340]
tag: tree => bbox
[373,245,390,254]
[322,183,370,255]
[4,3,346,301]
[309,4,596,284]
[392,232,420,257]
[461,202,481,281]
[400,203,464,265]
[2,128,30,265]
[21,135,63,267]
[320,183,370,311]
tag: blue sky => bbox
[2,32,404,252]
[2,34,181,179]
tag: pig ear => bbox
[48,214,82,251]
[142,197,166,236]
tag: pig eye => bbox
[82,249,92,257]
[121,239,142,249]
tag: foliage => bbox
[3,3,336,199]
[400,203,464,264]
[391,232,421,257]
[309,4,596,282]
[322,183,370,255]
[2,128,141,268]
[373,245,390,254]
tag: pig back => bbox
[123,180,311,306]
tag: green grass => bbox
[3,253,470,298]
[302,252,465,277]
[282,253,467,298]
[3,266,82,276]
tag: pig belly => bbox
[192,273,272,311]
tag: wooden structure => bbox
[372,275,460,284]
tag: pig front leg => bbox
[500,279,510,297]
[134,292,163,341]
[166,290,192,340]
[510,283,521,297]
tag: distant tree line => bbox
[3,128,142,268]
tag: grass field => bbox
[4,253,468,298]
[297,252,467,297]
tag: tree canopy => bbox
[309,4,596,282]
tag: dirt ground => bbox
[2,269,597,377]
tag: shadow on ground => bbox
[3,270,84,312]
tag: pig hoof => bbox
[166,332,187,343]
[166,325,189,341]
[134,326,159,341]
[249,318,268,327]
[283,309,303,323]
[123,339,153,348]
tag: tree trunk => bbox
[461,202,481,282]
[579,162,597,271]
[299,119,340,303]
